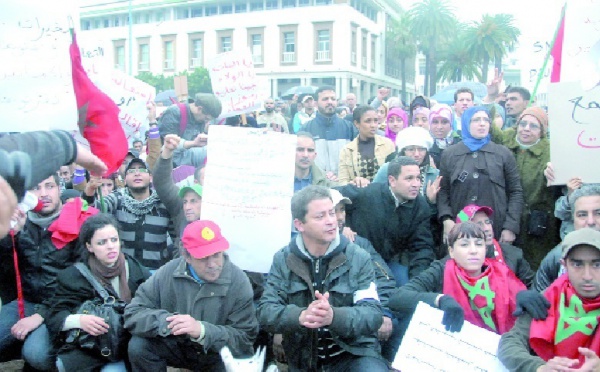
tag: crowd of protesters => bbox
[0,67,599,372]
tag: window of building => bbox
[206,6,217,16]
[251,34,262,64]
[189,36,203,68]
[94,19,101,28]
[141,13,150,23]
[163,39,175,70]
[235,3,247,13]
[298,0,310,6]
[361,31,368,69]
[176,8,189,19]
[155,11,165,22]
[371,37,376,72]
[221,36,232,52]
[282,0,295,8]
[351,28,357,65]
[191,7,203,17]
[266,0,278,10]
[250,1,264,11]
[139,43,150,71]
[281,28,297,64]
[315,0,331,5]
[103,19,110,28]
[114,17,120,27]
[221,4,233,14]
[82,20,91,30]
[317,30,330,52]
[114,42,125,71]
[314,24,332,63]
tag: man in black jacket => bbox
[0,174,83,370]
[338,156,436,286]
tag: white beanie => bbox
[395,126,434,151]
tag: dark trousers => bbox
[128,335,225,372]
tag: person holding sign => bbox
[257,186,388,371]
[499,228,600,372]
[389,222,541,337]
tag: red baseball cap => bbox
[455,204,493,223]
[181,220,229,259]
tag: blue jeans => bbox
[387,261,409,286]
[0,300,54,370]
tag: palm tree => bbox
[409,0,456,96]
[437,26,482,83]
[387,11,417,103]
[464,13,520,82]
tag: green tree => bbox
[409,0,456,96]
[437,25,483,83]
[135,71,173,92]
[387,10,417,104]
[464,13,520,82]
[175,67,213,94]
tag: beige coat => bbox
[338,135,395,185]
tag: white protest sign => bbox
[560,0,600,89]
[393,302,508,372]
[202,126,296,273]
[548,82,600,184]
[0,0,78,132]
[207,49,268,118]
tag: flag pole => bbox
[530,3,566,106]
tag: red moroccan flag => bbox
[550,6,566,83]
[70,31,127,175]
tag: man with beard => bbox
[158,93,222,167]
[125,220,258,371]
[0,175,83,370]
[83,159,175,270]
[301,86,358,176]
[257,97,289,133]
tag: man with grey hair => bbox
[534,184,600,291]
[258,185,388,371]
[257,97,289,133]
[158,93,223,167]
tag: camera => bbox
[0,149,32,202]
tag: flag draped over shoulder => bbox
[70,31,127,175]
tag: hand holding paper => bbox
[439,295,464,332]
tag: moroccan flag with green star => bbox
[443,258,526,334]
[70,31,127,175]
[530,275,600,366]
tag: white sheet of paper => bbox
[548,82,600,185]
[201,126,296,273]
[393,302,508,372]
[0,0,78,132]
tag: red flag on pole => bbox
[550,6,566,83]
[70,31,127,175]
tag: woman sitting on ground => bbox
[46,213,151,372]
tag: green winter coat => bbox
[490,126,559,268]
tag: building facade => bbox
[79,0,417,103]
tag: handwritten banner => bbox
[0,0,78,132]
[561,0,600,89]
[394,302,508,372]
[548,82,600,184]
[201,126,296,273]
[207,49,268,118]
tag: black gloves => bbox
[439,296,464,332]
[513,290,550,320]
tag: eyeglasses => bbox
[518,121,541,131]
[470,117,491,124]
[127,168,149,174]
[404,146,427,153]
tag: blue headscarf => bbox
[461,106,491,152]
[492,104,507,130]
